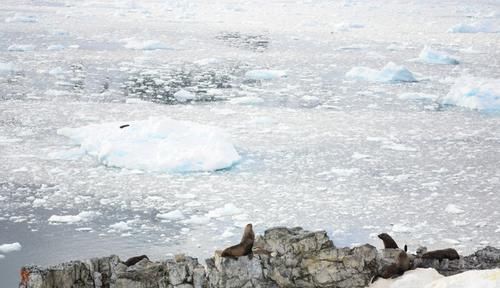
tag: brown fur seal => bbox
[373,250,411,282]
[221,224,254,259]
[124,255,149,266]
[378,233,399,249]
[422,248,459,260]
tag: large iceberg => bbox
[346,62,417,83]
[58,118,241,172]
[440,76,500,112]
[418,46,459,65]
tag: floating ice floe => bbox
[346,62,417,83]
[372,268,500,288]
[47,44,65,51]
[418,46,459,65]
[445,204,464,214]
[245,69,287,80]
[173,89,195,102]
[334,22,364,32]
[5,13,38,23]
[109,221,132,232]
[123,39,170,50]
[448,21,499,33]
[58,117,241,172]
[157,210,185,220]
[0,242,22,254]
[398,92,438,101]
[300,95,321,107]
[440,76,500,112]
[48,211,99,224]
[0,62,16,75]
[230,96,265,105]
[7,44,35,52]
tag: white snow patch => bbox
[58,118,240,172]
[418,46,459,65]
[7,44,35,52]
[448,21,499,33]
[445,204,464,214]
[440,77,500,111]
[346,62,417,83]
[157,210,185,220]
[5,14,38,23]
[398,93,438,101]
[173,89,195,103]
[123,39,170,50]
[245,70,287,80]
[0,242,22,254]
[48,211,99,224]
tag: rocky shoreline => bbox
[19,227,500,288]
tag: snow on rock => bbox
[57,117,241,172]
[371,268,500,288]
[0,242,22,254]
[123,39,170,50]
[346,62,417,83]
[245,69,287,80]
[448,21,499,33]
[157,210,185,220]
[7,44,35,52]
[440,77,500,111]
[418,46,459,65]
[5,13,38,23]
[173,89,195,102]
[48,211,99,224]
[445,204,465,214]
[398,92,438,101]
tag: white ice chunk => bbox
[173,89,195,102]
[109,221,131,231]
[230,96,264,105]
[440,76,500,111]
[7,44,35,52]
[48,211,99,224]
[157,210,185,220]
[330,168,360,176]
[5,14,38,23]
[418,46,459,65]
[445,204,464,214]
[206,203,242,218]
[0,62,16,75]
[448,21,499,33]
[334,22,364,32]
[0,242,22,254]
[398,93,438,101]
[124,39,170,50]
[245,69,287,80]
[58,117,241,172]
[300,95,321,107]
[346,62,417,83]
[47,44,65,51]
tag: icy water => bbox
[1,0,500,286]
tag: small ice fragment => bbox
[0,242,22,253]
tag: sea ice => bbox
[47,44,65,51]
[418,46,459,65]
[0,62,15,75]
[245,69,287,80]
[173,89,195,103]
[440,76,500,111]
[445,204,464,214]
[7,44,35,52]
[229,96,264,105]
[157,210,185,220]
[346,62,417,83]
[5,13,38,23]
[398,92,438,101]
[0,243,22,254]
[448,21,499,33]
[109,221,132,232]
[123,39,170,50]
[48,211,99,224]
[58,117,241,172]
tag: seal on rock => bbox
[422,248,460,260]
[221,223,254,259]
[378,233,400,249]
[124,255,149,266]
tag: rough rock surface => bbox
[20,227,500,288]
